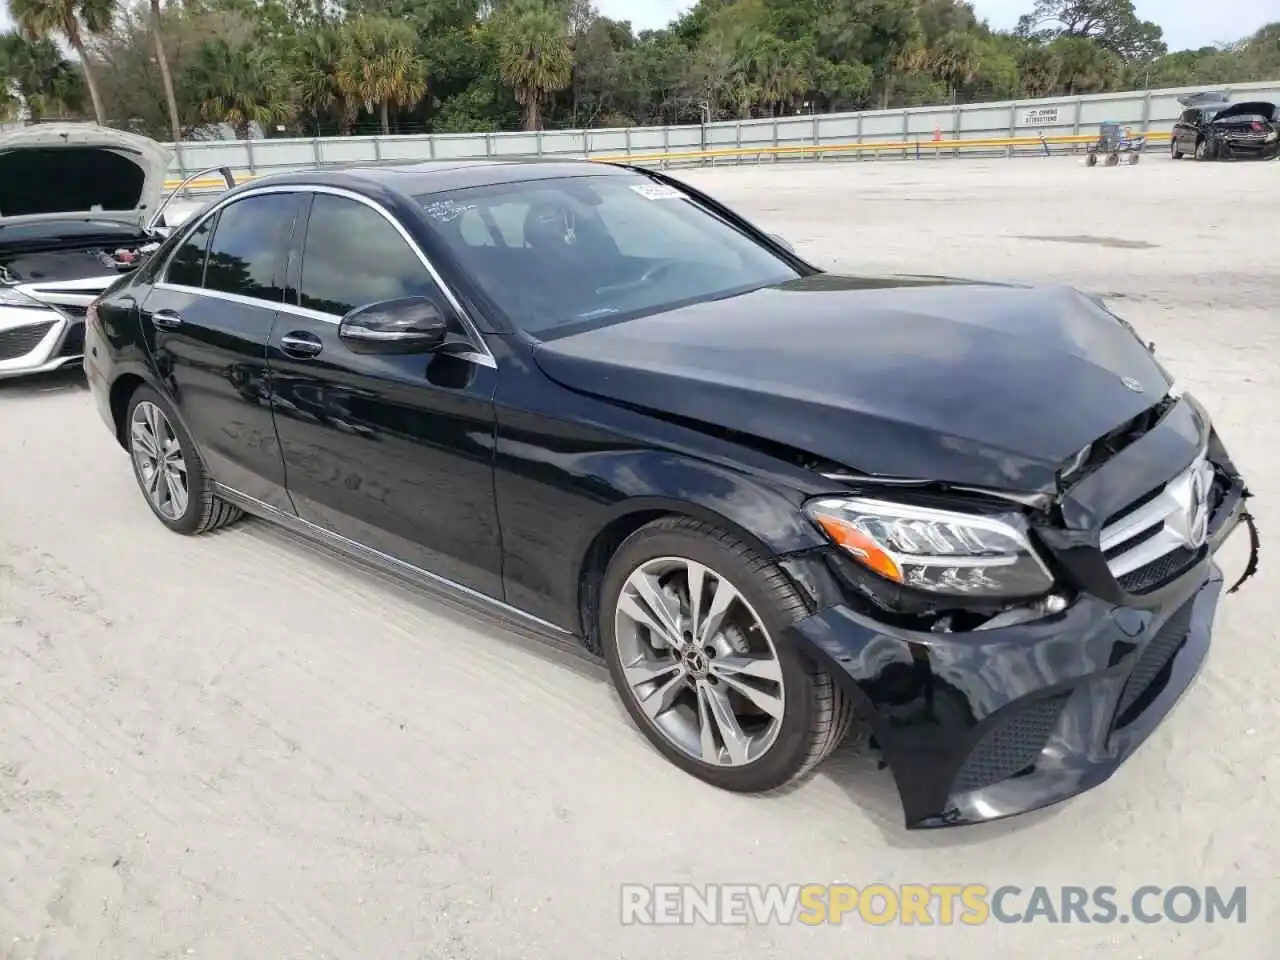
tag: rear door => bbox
[267,189,505,600]
[143,191,304,511]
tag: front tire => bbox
[126,385,243,535]
[600,517,853,792]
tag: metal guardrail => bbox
[161,130,1176,192]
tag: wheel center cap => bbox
[683,649,709,677]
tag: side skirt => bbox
[211,481,583,650]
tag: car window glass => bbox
[416,175,799,335]
[299,194,440,315]
[165,215,215,287]
[203,194,296,301]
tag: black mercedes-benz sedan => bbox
[84,158,1257,829]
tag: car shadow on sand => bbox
[238,517,1065,850]
[0,367,88,396]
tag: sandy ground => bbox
[1,155,1277,959]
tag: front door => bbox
[267,190,505,600]
[143,191,303,511]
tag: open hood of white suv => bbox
[0,123,172,229]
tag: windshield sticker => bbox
[422,200,476,222]
[630,184,686,201]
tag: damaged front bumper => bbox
[781,393,1257,829]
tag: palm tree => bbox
[9,0,115,124]
[0,29,86,120]
[493,0,572,131]
[336,17,427,136]
[929,30,984,98]
[148,0,181,143]
[182,38,295,139]
[292,24,349,134]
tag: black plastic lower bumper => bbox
[785,493,1249,829]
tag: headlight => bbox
[0,285,46,309]
[805,497,1054,598]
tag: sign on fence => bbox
[1020,107,1060,126]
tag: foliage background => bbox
[1,0,1278,139]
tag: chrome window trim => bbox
[157,183,496,369]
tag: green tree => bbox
[1017,0,1166,61]
[182,37,295,137]
[292,23,351,133]
[336,16,428,135]
[0,30,86,120]
[8,0,115,123]
[493,0,572,130]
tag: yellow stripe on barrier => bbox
[162,130,1174,191]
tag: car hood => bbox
[531,275,1172,493]
[0,123,172,228]
[1211,101,1276,122]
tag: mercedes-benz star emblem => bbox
[1187,467,1210,549]
[1120,376,1144,393]
[1165,460,1213,552]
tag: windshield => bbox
[413,173,801,334]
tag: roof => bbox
[242,157,635,199]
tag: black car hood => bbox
[531,275,1172,493]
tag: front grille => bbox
[1117,548,1198,594]
[952,693,1070,794]
[1100,456,1214,593]
[56,321,85,358]
[1112,596,1195,729]
[0,319,56,361]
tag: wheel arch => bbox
[108,368,204,461]
[108,371,148,448]
[574,494,824,656]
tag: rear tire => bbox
[125,385,243,536]
[1171,139,1183,160]
[599,516,854,793]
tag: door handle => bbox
[152,309,183,329]
[280,331,323,359]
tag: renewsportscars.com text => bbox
[620,883,1248,926]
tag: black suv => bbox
[1171,91,1280,161]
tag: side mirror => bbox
[769,233,795,253]
[338,296,450,355]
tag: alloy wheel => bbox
[130,400,189,521]
[613,557,785,767]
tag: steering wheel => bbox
[595,258,681,296]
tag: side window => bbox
[203,194,297,302]
[165,215,215,287]
[298,194,441,316]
